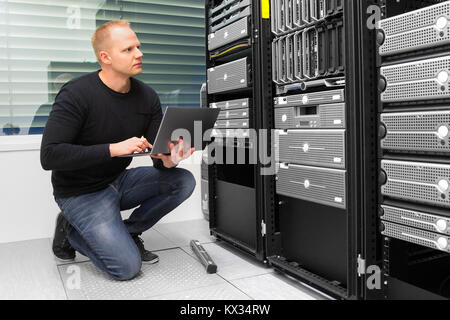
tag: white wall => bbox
[0,135,203,244]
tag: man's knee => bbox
[110,252,142,281]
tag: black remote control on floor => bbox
[190,240,218,274]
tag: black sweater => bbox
[41,71,167,198]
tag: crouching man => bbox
[41,20,196,280]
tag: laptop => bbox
[119,107,220,157]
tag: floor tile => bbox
[0,238,67,300]
[181,242,273,281]
[150,283,251,300]
[58,248,226,300]
[230,273,327,300]
[1,219,334,300]
[154,219,215,247]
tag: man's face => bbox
[103,26,143,77]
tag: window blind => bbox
[0,0,206,135]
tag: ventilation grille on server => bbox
[210,0,240,15]
[217,108,249,120]
[303,27,318,79]
[208,17,249,51]
[276,163,347,209]
[207,57,249,94]
[211,128,250,139]
[275,103,345,129]
[381,160,450,208]
[380,56,450,102]
[275,129,346,168]
[209,0,252,33]
[294,30,304,81]
[210,98,250,110]
[381,221,450,253]
[378,1,450,56]
[274,89,344,107]
[381,110,450,153]
[210,0,251,23]
[271,0,343,35]
[214,119,249,129]
[381,204,450,235]
[272,20,344,84]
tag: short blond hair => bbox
[91,20,130,61]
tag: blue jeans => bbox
[54,167,196,281]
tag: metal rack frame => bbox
[204,0,272,262]
[263,0,381,300]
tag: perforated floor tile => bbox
[150,283,252,300]
[58,248,226,300]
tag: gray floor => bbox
[0,219,327,300]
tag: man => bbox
[41,20,196,281]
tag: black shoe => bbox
[132,235,159,264]
[52,212,76,262]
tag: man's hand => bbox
[151,138,195,168]
[110,137,152,157]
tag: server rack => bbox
[204,0,271,261]
[377,0,450,300]
[263,0,381,300]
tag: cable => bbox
[210,44,249,59]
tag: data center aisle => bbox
[0,219,326,300]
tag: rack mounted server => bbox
[272,20,344,85]
[379,55,450,103]
[380,204,450,236]
[378,2,450,254]
[377,1,450,57]
[381,160,450,209]
[271,0,343,35]
[210,98,251,139]
[381,221,450,253]
[275,129,346,169]
[276,163,347,209]
[274,89,347,208]
[209,0,252,33]
[216,108,250,120]
[275,102,345,129]
[380,110,450,154]
[377,0,450,301]
[207,57,250,94]
[208,17,249,51]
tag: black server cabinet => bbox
[263,0,381,300]
[204,0,272,261]
[377,0,450,300]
